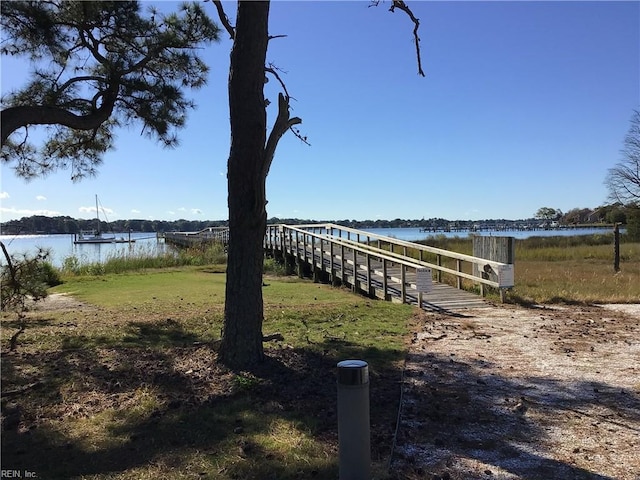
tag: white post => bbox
[337,360,371,480]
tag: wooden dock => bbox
[264,224,508,313]
[164,223,515,313]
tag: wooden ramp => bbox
[418,283,488,312]
[265,224,513,313]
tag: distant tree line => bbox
[0,216,228,235]
[1,204,632,236]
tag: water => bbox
[360,227,618,242]
[1,227,617,268]
[0,232,170,268]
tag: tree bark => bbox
[218,0,270,369]
[1,91,117,146]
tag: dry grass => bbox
[512,259,639,304]
[416,237,640,304]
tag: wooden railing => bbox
[265,223,514,305]
[162,226,230,247]
[164,223,514,307]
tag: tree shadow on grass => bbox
[121,319,204,348]
[2,330,637,479]
[1,342,342,479]
[3,333,405,479]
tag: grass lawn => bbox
[1,267,414,479]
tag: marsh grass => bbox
[60,243,227,276]
[415,235,640,303]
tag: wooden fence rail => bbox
[162,227,230,247]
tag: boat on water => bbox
[73,195,135,245]
[74,229,133,244]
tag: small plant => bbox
[61,255,82,275]
[233,373,260,391]
[0,241,60,350]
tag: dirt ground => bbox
[393,303,640,480]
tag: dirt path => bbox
[29,293,89,311]
[393,303,640,480]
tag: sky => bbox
[1,0,638,223]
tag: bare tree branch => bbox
[265,64,293,100]
[264,92,302,178]
[264,64,310,149]
[389,0,425,76]
[371,0,425,76]
[57,75,105,94]
[606,109,640,205]
[288,125,310,146]
[213,0,235,39]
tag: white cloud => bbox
[131,209,141,214]
[0,192,9,199]
[0,206,61,218]
[167,210,176,216]
[36,195,47,201]
[178,207,187,212]
[79,205,114,216]
[191,209,202,215]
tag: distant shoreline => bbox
[0,215,621,236]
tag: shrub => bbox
[39,261,62,287]
[263,257,286,276]
[0,244,53,312]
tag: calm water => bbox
[0,232,169,268]
[1,227,616,268]
[361,227,617,242]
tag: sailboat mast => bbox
[95,194,100,234]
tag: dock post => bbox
[614,223,621,272]
[337,360,370,480]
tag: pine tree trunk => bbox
[218,1,270,369]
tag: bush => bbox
[39,261,62,287]
[263,257,286,276]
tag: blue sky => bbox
[1,0,638,223]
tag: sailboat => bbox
[73,195,134,244]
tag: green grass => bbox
[1,269,412,480]
[52,266,227,309]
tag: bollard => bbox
[337,359,371,480]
